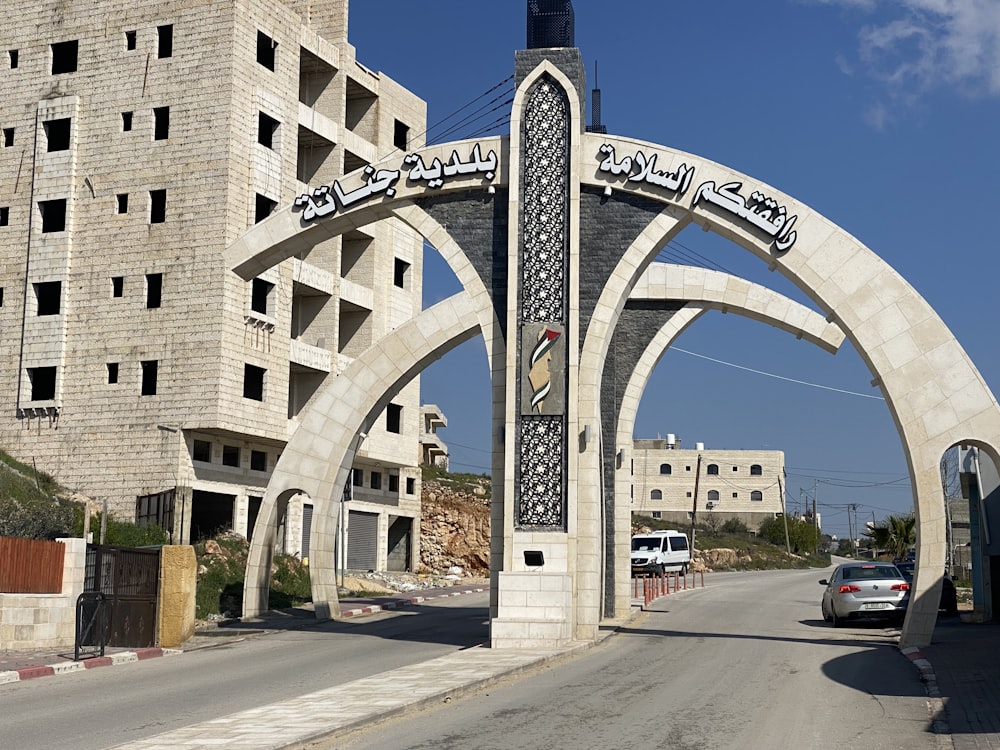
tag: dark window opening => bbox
[192,439,211,462]
[222,445,240,467]
[393,258,410,289]
[405,477,415,495]
[35,280,61,315]
[659,463,671,475]
[107,362,119,384]
[352,468,363,487]
[0,287,4,306]
[157,25,173,58]
[393,120,409,150]
[707,490,720,502]
[258,112,279,149]
[370,471,382,490]
[652,511,662,519]
[111,276,124,297]
[254,194,276,224]
[707,464,719,475]
[125,30,137,50]
[140,359,158,395]
[146,272,162,308]
[28,367,57,401]
[51,40,79,74]
[256,31,276,70]
[250,450,267,471]
[243,363,265,401]
[650,489,662,500]
[122,111,133,131]
[40,199,67,232]
[3,128,14,147]
[153,106,169,140]
[44,118,71,151]
[8,50,17,69]
[116,194,128,213]
[733,492,739,498]
[150,189,166,223]
[386,403,402,434]
[751,490,763,502]
[750,464,763,476]
[250,277,274,315]
[388,474,399,493]
[0,207,8,226]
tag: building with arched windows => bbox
[632,436,785,530]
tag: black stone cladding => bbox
[514,48,586,126]
[415,190,510,340]
[599,300,687,615]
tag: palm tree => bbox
[863,514,916,559]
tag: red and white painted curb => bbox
[900,645,950,741]
[0,647,181,684]
[340,587,488,618]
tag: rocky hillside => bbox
[419,474,491,576]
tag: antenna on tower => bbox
[586,60,607,134]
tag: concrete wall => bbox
[157,545,196,648]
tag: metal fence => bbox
[0,536,65,593]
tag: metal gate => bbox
[80,544,160,649]
[347,511,378,570]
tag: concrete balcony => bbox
[290,339,331,373]
[339,277,373,311]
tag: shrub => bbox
[720,518,749,535]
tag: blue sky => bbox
[347,1,999,539]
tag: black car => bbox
[895,562,958,616]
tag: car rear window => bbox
[843,565,900,580]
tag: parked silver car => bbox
[819,562,910,627]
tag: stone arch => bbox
[608,264,846,616]
[243,293,481,618]
[578,132,1000,646]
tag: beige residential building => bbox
[631,436,785,530]
[0,0,426,571]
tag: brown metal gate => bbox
[82,544,160,648]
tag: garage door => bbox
[347,510,378,570]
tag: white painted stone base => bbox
[490,571,573,648]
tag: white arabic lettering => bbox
[598,144,694,196]
[693,181,797,251]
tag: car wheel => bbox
[831,607,845,628]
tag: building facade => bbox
[631,437,785,530]
[0,0,426,570]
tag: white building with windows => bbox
[632,436,785,530]
[0,0,426,572]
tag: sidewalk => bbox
[0,583,488,683]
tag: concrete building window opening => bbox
[751,491,763,502]
[371,471,382,490]
[707,464,720,475]
[0,206,8,226]
[106,362,118,384]
[116,194,128,214]
[659,463,671,475]
[192,439,211,463]
[750,464,763,475]
[707,490,720,507]
[250,449,267,471]
[732,492,739,499]
[8,49,17,69]
[732,465,739,472]
[140,360,158,396]
[352,468,363,487]
[145,273,162,309]
[39,199,67,232]
[44,118,71,151]
[222,445,240,468]
[243,364,266,401]
[34,280,61,316]
[122,111,133,131]
[256,31,277,71]
[405,477,415,495]
[393,258,410,289]
[124,30,137,51]
[254,194,277,224]
[250,278,274,316]
[28,366,57,401]
[3,128,12,147]
[111,276,124,297]
[51,40,78,74]
[153,106,170,140]
[393,119,409,150]
[650,489,662,500]
[258,111,279,150]
[149,189,166,224]
[157,25,173,59]
[388,473,399,493]
[386,403,403,433]
[652,511,661,519]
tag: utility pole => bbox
[778,470,791,556]
[689,453,702,557]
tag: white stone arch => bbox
[578,132,1000,646]
[243,293,481,618]
[609,264,846,615]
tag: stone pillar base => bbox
[490,571,573,648]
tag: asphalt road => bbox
[334,568,938,750]
[0,593,491,750]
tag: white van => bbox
[631,530,691,575]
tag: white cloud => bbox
[813,0,1000,99]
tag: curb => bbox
[899,645,953,749]
[0,587,488,686]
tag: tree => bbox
[863,514,915,559]
[759,516,818,554]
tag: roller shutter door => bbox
[347,510,378,570]
[301,503,313,559]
